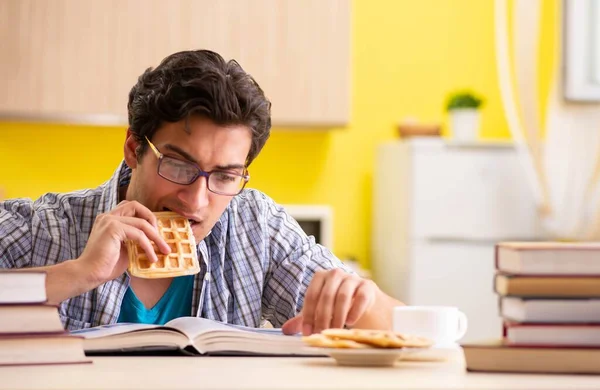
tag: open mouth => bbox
[162,207,199,226]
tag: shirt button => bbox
[204,272,211,281]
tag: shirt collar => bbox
[97,160,131,215]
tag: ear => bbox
[124,128,140,169]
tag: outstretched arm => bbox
[2,200,170,305]
[282,269,404,335]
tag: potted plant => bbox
[445,91,484,142]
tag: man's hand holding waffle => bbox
[77,201,199,292]
[127,211,200,278]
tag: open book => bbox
[71,317,320,356]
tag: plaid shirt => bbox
[0,162,351,331]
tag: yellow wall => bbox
[0,0,558,268]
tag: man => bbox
[0,50,401,335]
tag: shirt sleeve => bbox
[0,197,72,269]
[0,199,36,268]
[258,196,355,328]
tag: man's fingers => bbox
[115,216,171,255]
[303,271,377,335]
[113,200,158,228]
[106,216,171,261]
[281,314,303,335]
[115,223,160,263]
[301,271,327,336]
[345,280,376,326]
[330,277,359,329]
[313,269,346,334]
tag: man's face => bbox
[124,117,252,241]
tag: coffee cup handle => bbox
[454,311,468,341]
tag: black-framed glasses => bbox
[145,137,250,196]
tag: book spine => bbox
[0,302,54,307]
[497,295,503,315]
[504,321,600,329]
[493,273,501,295]
[494,243,500,271]
[0,332,74,340]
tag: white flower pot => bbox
[449,108,480,142]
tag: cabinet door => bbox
[411,144,541,240]
[0,0,349,126]
[409,240,502,343]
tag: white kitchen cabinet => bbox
[372,138,542,342]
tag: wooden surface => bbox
[0,0,350,126]
[1,352,599,389]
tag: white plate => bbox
[311,348,412,367]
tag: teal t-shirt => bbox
[117,275,194,325]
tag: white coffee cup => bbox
[392,306,468,346]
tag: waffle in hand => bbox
[127,211,200,279]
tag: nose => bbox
[176,175,210,211]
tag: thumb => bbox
[281,314,303,335]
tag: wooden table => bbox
[1,353,599,389]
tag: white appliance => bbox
[372,139,542,342]
[283,205,334,250]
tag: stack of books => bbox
[463,242,600,374]
[0,271,89,366]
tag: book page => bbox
[71,318,284,340]
[226,323,286,335]
[165,317,296,338]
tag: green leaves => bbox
[445,91,484,111]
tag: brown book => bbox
[0,334,90,366]
[463,340,600,374]
[495,274,600,298]
[495,241,600,276]
[0,304,64,334]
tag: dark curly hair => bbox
[127,50,271,165]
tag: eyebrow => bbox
[162,144,246,171]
